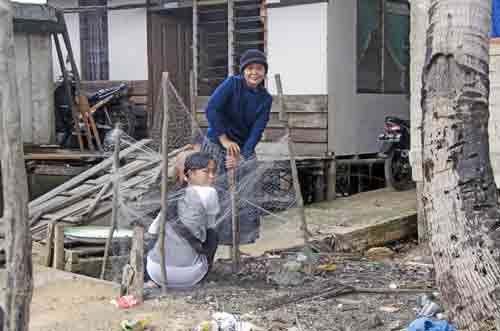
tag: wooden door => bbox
[148,10,193,132]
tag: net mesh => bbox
[103,76,303,282]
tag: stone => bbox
[366,247,395,260]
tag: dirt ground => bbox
[21,239,436,331]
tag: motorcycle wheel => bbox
[384,149,415,191]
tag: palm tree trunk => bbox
[0,1,34,330]
[422,0,500,329]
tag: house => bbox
[47,0,410,198]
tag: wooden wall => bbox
[14,32,54,145]
[195,95,329,157]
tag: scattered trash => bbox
[196,312,265,331]
[366,247,395,260]
[418,301,442,318]
[436,313,448,320]
[111,295,139,309]
[316,263,337,272]
[389,282,398,289]
[416,294,432,307]
[407,317,456,331]
[282,261,303,272]
[379,305,400,313]
[120,317,152,331]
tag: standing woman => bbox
[201,49,273,245]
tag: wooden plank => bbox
[335,213,418,252]
[196,95,328,113]
[30,164,90,177]
[24,153,102,161]
[14,33,33,143]
[262,128,328,143]
[256,142,328,158]
[196,112,328,129]
[43,198,95,221]
[81,80,148,96]
[130,95,148,105]
[30,33,54,145]
[66,183,96,196]
[29,139,151,208]
[13,3,58,22]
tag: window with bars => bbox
[79,0,110,80]
[357,0,409,94]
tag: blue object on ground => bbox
[408,318,457,331]
[493,0,500,37]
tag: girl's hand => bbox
[225,154,240,169]
[219,135,240,157]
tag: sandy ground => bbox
[1,265,211,331]
[3,240,436,331]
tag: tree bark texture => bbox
[422,1,500,329]
[0,1,34,330]
[410,0,431,248]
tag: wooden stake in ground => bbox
[0,1,34,329]
[101,125,122,279]
[158,72,170,293]
[275,74,310,243]
[421,1,500,329]
[229,167,240,273]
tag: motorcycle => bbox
[54,76,139,148]
[378,116,414,191]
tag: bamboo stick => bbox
[275,74,310,243]
[159,72,170,293]
[101,125,122,279]
[229,168,240,273]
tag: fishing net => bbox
[101,77,304,283]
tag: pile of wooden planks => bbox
[28,139,187,243]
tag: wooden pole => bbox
[53,33,84,151]
[123,225,144,303]
[275,74,310,243]
[159,72,170,293]
[0,1,33,329]
[227,0,234,75]
[189,70,198,140]
[100,125,122,279]
[229,168,240,273]
[192,0,198,95]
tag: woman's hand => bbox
[219,135,240,157]
[225,154,240,169]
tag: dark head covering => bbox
[239,49,268,74]
[183,152,213,177]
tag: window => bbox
[79,0,109,80]
[357,0,409,94]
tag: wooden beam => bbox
[129,226,144,303]
[192,0,198,95]
[53,33,85,151]
[52,223,66,270]
[227,0,234,75]
[0,2,33,329]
